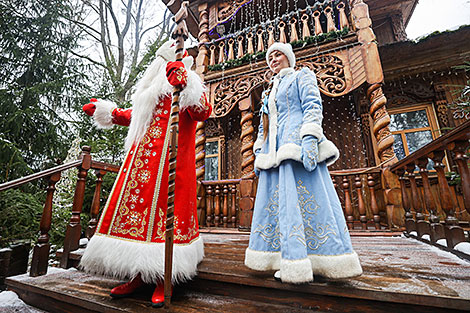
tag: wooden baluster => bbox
[227,38,235,60]
[342,176,353,229]
[289,17,299,43]
[278,21,287,43]
[223,184,229,227]
[214,184,221,227]
[218,42,225,64]
[246,32,254,54]
[301,13,311,39]
[231,184,237,227]
[416,158,435,242]
[325,6,337,32]
[406,163,422,237]
[337,2,350,30]
[256,28,264,52]
[267,25,275,47]
[355,175,366,229]
[209,45,216,65]
[30,172,61,277]
[237,35,244,58]
[432,150,465,248]
[368,173,380,230]
[86,169,106,239]
[453,140,470,214]
[396,169,415,234]
[60,146,91,269]
[205,185,213,227]
[313,11,323,35]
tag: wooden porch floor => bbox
[6,233,470,312]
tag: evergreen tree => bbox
[0,0,88,183]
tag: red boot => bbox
[110,274,144,298]
[151,282,172,308]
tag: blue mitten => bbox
[301,135,319,172]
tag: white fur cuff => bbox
[308,251,362,279]
[253,137,264,153]
[300,123,323,139]
[179,70,206,112]
[280,258,314,284]
[245,248,280,270]
[93,99,117,129]
[318,139,340,166]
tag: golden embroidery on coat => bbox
[252,220,281,250]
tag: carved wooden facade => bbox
[161,0,470,230]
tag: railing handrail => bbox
[0,158,121,192]
[90,160,120,173]
[0,160,82,192]
[201,179,242,186]
[391,119,470,172]
[330,167,382,176]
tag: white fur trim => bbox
[266,42,296,69]
[318,139,340,166]
[93,99,117,129]
[280,258,313,284]
[244,248,280,270]
[300,123,323,139]
[308,252,362,279]
[255,143,302,170]
[156,40,176,62]
[179,69,206,112]
[79,234,204,284]
[253,137,264,153]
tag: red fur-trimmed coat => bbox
[80,60,212,284]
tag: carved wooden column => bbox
[196,3,210,78]
[352,0,400,229]
[239,96,256,231]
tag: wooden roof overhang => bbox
[365,0,418,27]
[380,25,470,80]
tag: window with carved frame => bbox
[204,136,224,181]
[388,104,440,160]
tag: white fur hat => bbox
[266,42,296,69]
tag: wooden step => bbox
[6,234,470,312]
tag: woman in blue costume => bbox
[244,42,362,283]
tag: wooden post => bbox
[453,141,470,214]
[205,184,213,227]
[196,3,209,77]
[431,150,462,247]
[396,169,415,234]
[406,163,421,237]
[368,173,380,229]
[417,157,438,242]
[30,172,61,276]
[60,146,91,268]
[355,175,367,229]
[342,177,353,229]
[164,2,189,308]
[86,169,106,239]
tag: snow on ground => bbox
[0,290,47,313]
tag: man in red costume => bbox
[79,40,212,307]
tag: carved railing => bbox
[200,179,241,228]
[0,146,120,276]
[390,120,470,253]
[330,168,385,230]
[206,0,351,69]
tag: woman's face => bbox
[268,50,289,74]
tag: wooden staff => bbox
[164,1,189,308]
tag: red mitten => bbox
[166,61,188,88]
[82,98,97,116]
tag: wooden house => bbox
[1,0,470,311]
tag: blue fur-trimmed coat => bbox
[253,67,339,171]
[245,67,362,283]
